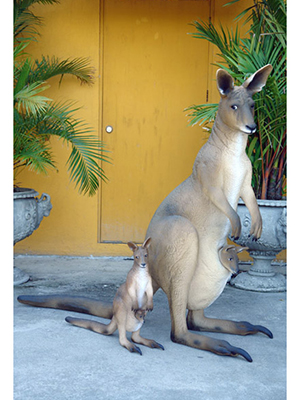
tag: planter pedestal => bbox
[231,199,286,292]
[14,266,31,286]
[14,188,52,285]
[230,251,286,292]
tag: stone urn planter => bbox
[14,188,52,284]
[230,199,286,292]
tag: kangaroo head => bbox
[134,309,147,322]
[127,237,151,268]
[216,65,272,135]
[218,245,249,275]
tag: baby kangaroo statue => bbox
[18,239,163,356]
[218,245,249,275]
[65,238,164,355]
[145,65,274,362]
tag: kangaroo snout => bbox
[245,123,257,134]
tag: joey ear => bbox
[225,245,236,252]
[242,64,272,94]
[216,69,234,97]
[127,242,138,252]
[142,237,151,249]
[236,246,249,254]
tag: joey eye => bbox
[135,255,139,259]
[144,254,148,258]
[231,105,238,110]
[229,257,234,261]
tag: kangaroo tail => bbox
[65,316,117,335]
[17,295,113,319]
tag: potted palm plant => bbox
[186,0,286,291]
[14,0,110,283]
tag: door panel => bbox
[100,0,211,243]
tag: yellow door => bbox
[100,0,211,243]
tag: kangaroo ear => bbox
[127,242,138,252]
[216,69,234,97]
[142,237,151,249]
[243,64,272,94]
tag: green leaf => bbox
[14,81,51,115]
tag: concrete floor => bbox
[14,255,286,400]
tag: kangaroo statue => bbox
[17,65,273,362]
[19,238,164,355]
[145,64,273,362]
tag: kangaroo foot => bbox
[123,342,143,355]
[235,321,273,338]
[149,341,164,350]
[134,338,164,351]
[131,331,164,350]
[171,331,252,362]
[187,310,273,339]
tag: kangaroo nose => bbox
[141,263,146,268]
[246,124,257,134]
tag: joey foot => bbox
[120,340,142,356]
[131,331,164,351]
[124,342,143,355]
[150,341,164,350]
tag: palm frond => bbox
[185,103,218,127]
[30,102,111,195]
[14,1,60,43]
[30,56,94,85]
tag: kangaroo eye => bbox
[251,103,255,109]
[229,257,234,261]
[145,254,148,257]
[231,105,238,110]
[135,255,139,259]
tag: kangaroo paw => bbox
[131,331,164,350]
[171,331,252,362]
[149,340,165,350]
[239,321,273,338]
[187,311,273,339]
[212,340,253,362]
[127,343,142,355]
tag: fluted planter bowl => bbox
[231,199,286,292]
[14,188,52,284]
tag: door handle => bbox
[105,125,113,134]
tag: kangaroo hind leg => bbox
[187,309,273,338]
[116,324,142,355]
[165,243,252,361]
